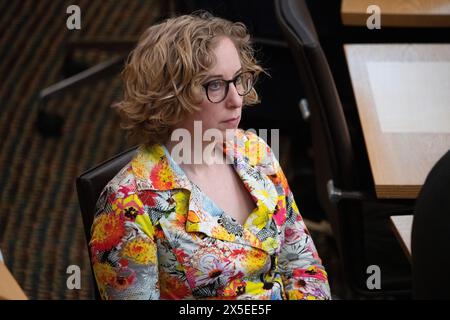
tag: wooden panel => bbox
[341,0,450,27]
[0,262,28,300]
[344,44,450,198]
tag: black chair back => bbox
[274,0,412,298]
[274,0,362,292]
[75,146,138,299]
[412,150,450,299]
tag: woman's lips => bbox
[222,116,240,123]
[221,116,240,127]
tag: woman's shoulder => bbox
[105,143,163,184]
[232,128,279,174]
[96,143,170,204]
[95,160,137,208]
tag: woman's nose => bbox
[225,83,243,108]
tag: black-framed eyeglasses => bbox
[201,71,255,103]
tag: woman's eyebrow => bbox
[204,68,243,81]
[233,68,243,76]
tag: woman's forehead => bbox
[207,37,242,77]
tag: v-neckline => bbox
[161,143,258,228]
[188,167,258,228]
[160,140,279,236]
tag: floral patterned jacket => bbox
[90,129,331,300]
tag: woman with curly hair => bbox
[90,11,330,300]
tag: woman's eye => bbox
[208,81,223,91]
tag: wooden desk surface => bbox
[0,262,28,300]
[390,215,413,261]
[341,0,450,27]
[344,44,450,198]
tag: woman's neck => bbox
[164,138,228,173]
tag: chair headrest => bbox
[275,0,319,47]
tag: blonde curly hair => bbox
[113,11,264,147]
